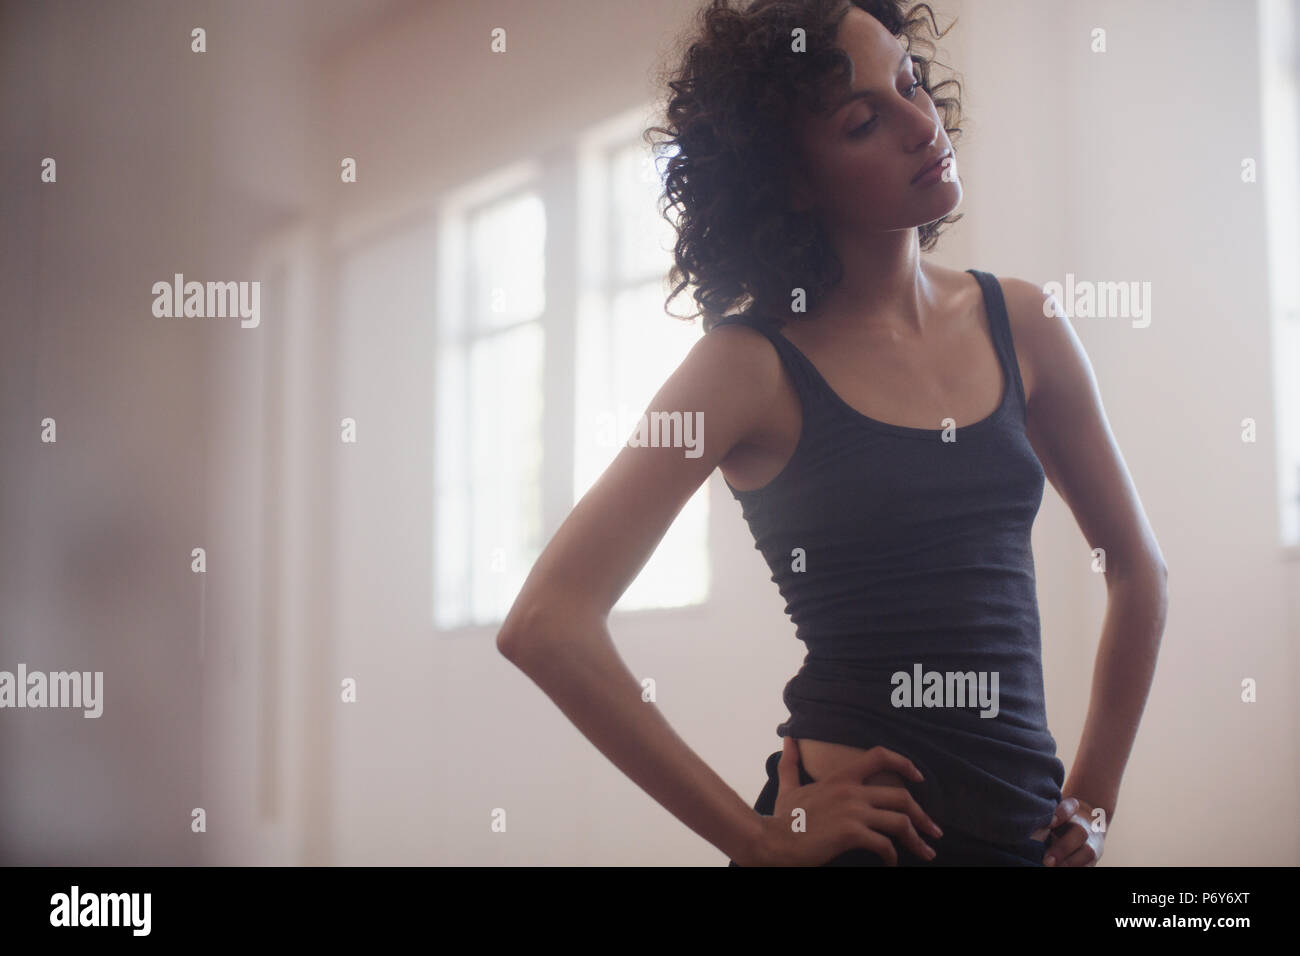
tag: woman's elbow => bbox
[497,595,597,661]
[496,601,541,660]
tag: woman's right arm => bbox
[496,323,787,866]
[496,323,938,866]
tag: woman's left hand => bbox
[1042,795,1106,867]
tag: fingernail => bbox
[924,845,937,859]
[1044,855,1055,866]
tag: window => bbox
[1260,0,1300,549]
[573,113,710,613]
[433,113,711,630]
[435,183,547,629]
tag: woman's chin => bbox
[921,181,963,219]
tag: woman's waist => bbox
[791,633,1044,670]
[786,657,1050,726]
[793,732,1058,845]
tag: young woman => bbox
[497,0,1167,867]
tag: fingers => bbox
[860,806,938,861]
[850,824,902,866]
[1043,819,1090,867]
[858,785,943,838]
[774,742,943,865]
[1049,796,1079,829]
[835,783,940,863]
[822,745,924,786]
[1052,822,1102,866]
[1058,841,1100,866]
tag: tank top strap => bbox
[709,312,835,413]
[965,269,1028,414]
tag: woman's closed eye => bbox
[849,77,924,137]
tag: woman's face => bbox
[790,7,961,237]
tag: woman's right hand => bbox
[754,736,943,866]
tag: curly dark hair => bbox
[644,0,964,331]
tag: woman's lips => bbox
[915,146,956,184]
[912,150,954,186]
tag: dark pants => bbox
[728,750,1047,866]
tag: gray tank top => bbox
[711,269,1065,846]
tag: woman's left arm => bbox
[1000,277,1170,867]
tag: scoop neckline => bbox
[768,270,1012,440]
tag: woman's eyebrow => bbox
[831,51,913,110]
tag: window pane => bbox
[574,280,708,612]
[433,347,469,629]
[469,322,545,624]
[434,323,545,629]
[611,141,678,282]
[470,193,546,329]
